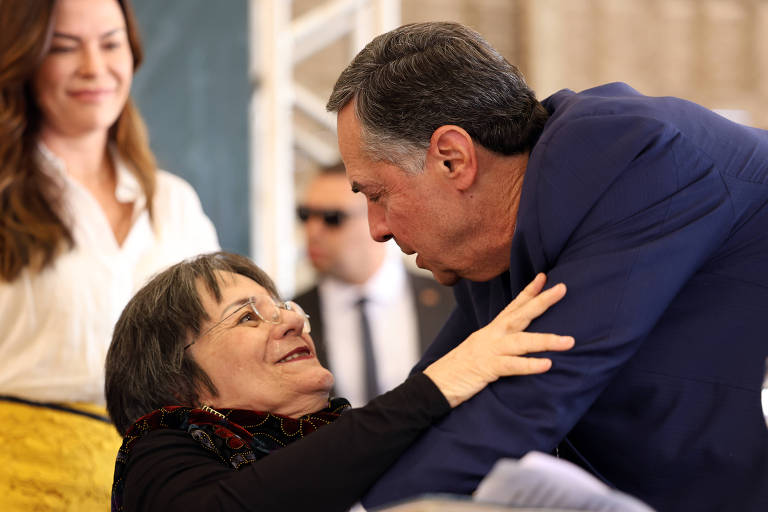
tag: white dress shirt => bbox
[0,145,220,404]
[318,245,420,407]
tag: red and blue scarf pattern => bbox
[111,398,350,511]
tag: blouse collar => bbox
[36,141,146,212]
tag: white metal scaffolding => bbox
[249,0,400,295]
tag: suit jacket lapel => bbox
[295,287,328,368]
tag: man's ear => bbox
[426,125,478,191]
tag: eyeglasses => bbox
[296,206,352,227]
[183,296,311,351]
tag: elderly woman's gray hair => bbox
[326,21,549,174]
[105,252,279,434]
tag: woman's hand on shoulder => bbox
[423,273,574,408]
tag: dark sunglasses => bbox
[296,206,350,227]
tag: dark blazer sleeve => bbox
[408,272,456,354]
[293,286,328,368]
[121,372,449,512]
[363,106,759,508]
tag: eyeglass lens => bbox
[257,298,311,335]
[244,297,309,333]
[184,298,310,351]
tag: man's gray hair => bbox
[327,21,549,174]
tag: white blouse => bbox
[0,146,220,404]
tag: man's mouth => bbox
[276,347,312,364]
[394,239,415,255]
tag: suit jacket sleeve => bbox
[363,109,741,507]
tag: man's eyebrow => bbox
[52,28,125,42]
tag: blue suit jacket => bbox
[363,83,768,511]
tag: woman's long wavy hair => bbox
[0,0,156,282]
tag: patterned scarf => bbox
[111,398,350,511]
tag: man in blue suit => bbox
[327,22,768,511]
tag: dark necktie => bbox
[356,297,379,402]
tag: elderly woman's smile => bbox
[276,346,313,364]
[190,271,334,417]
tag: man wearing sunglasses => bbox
[293,164,454,407]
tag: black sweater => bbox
[121,372,450,511]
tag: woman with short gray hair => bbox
[105,251,573,511]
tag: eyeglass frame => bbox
[296,205,364,227]
[183,295,311,351]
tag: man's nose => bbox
[367,203,392,242]
[304,216,326,238]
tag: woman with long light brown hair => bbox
[0,0,219,508]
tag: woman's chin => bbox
[296,366,335,398]
[318,368,335,393]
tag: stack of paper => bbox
[373,451,654,512]
[474,452,654,511]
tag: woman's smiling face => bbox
[190,272,334,418]
[32,0,134,138]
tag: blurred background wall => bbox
[132,0,250,255]
[130,0,767,294]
